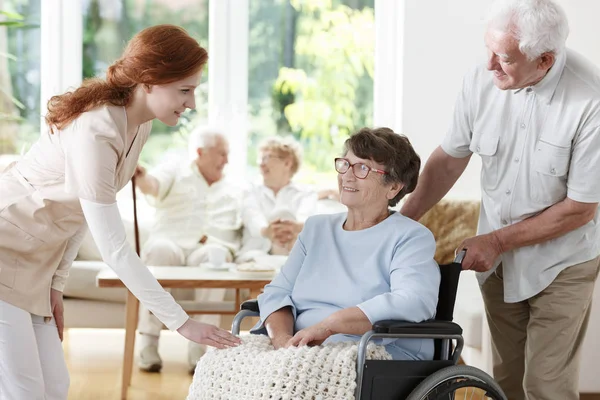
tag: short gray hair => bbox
[487,0,569,60]
[188,125,226,153]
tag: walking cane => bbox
[120,175,141,399]
[131,175,141,256]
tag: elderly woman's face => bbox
[337,150,400,210]
[259,149,293,187]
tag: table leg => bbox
[249,288,262,300]
[121,290,139,400]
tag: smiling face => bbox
[337,150,401,212]
[484,28,554,90]
[144,70,202,126]
[259,149,293,190]
[196,135,229,185]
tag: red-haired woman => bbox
[0,24,240,399]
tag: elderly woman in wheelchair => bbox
[255,127,441,362]
[190,128,506,400]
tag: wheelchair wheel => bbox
[406,365,507,400]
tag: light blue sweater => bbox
[256,211,441,360]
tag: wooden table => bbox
[96,266,274,400]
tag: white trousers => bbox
[0,300,69,400]
[137,238,228,338]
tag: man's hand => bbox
[457,232,504,272]
[286,323,333,347]
[270,334,293,350]
[134,164,147,179]
[132,164,160,197]
[47,289,65,341]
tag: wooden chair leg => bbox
[121,290,140,400]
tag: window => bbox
[0,0,41,156]
[81,0,209,165]
[247,0,375,184]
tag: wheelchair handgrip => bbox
[241,299,259,312]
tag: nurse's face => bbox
[144,71,202,126]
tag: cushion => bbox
[418,198,480,265]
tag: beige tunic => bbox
[0,105,151,316]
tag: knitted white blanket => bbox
[187,334,392,400]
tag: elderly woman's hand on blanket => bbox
[177,319,241,349]
[286,322,333,347]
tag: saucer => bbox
[201,262,235,271]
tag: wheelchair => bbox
[231,253,507,400]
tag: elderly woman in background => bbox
[255,127,441,360]
[239,136,328,260]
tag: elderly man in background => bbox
[238,136,324,260]
[401,1,600,399]
[134,126,242,373]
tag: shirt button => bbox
[502,219,508,225]
[550,168,556,175]
[505,189,511,195]
[476,146,481,152]
[514,157,520,162]
[526,88,533,93]
[520,123,526,129]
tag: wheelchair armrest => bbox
[372,319,463,335]
[240,299,259,312]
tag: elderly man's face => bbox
[195,135,229,185]
[484,28,552,90]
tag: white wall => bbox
[396,0,600,200]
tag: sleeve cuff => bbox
[50,277,67,292]
[356,302,379,325]
[256,294,297,330]
[567,189,600,204]
[166,308,190,331]
[440,141,472,159]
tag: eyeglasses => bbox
[334,158,388,179]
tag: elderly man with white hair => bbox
[133,126,243,373]
[401,0,600,399]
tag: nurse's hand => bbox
[177,319,241,349]
[48,289,65,342]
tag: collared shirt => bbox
[147,161,242,251]
[239,182,318,256]
[442,49,600,302]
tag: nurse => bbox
[0,24,240,400]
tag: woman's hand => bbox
[270,334,293,350]
[46,289,65,341]
[286,323,333,347]
[177,319,241,349]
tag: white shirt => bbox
[239,183,318,257]
[442,49,600,302]
[148,161,242,251]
